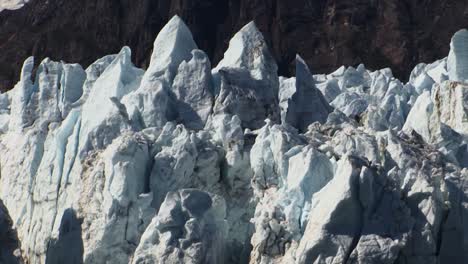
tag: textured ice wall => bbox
[0,16,468,264]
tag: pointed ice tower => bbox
[212,21,280,129]
[448,29,468,82]
[10,56,83,131]
[282,55,332,132]
[123,15,200,129]
[9,57,35,131]
[144,15,197,85]
[214,21,278,92]
[172,49,214,130]
[80,46,144,152]
[58,63,85,118]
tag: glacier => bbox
[0,15,468,264]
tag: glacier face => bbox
[0,15,468,264]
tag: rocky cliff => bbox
[1,0,468,92]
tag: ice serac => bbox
[382,131,451,263]
[279,76,296,123]
[172,50,214,130]
[9,56,35,131]
[403,80,468,168]
[79,131,153,264]
[8,56,78,132]
[122,79,169,129]
[432,81,468,134]
[296,156,364,263]
[58,63,86,118]
[80,46,143,152]
[146,121,254,263]
[448,29,468,82]
[144,15,197,85]
[213,21,280,129]
[403,90,436,142]
[282,55,333,132]
[80,54,118,103]
[330,91,368,118]
[132,189,226,264]
[249,122,335,263]
[214,21,278,91]
[124,15,198,129]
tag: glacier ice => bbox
[144,15,197,85]
[172,50,214,130]
[132,189,226,264]
[281,55,332,132]
[448,29,468,82]
[0,0,28,12]
[1,16,468,264]
[212,21,280,129]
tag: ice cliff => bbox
[1,15,468,264]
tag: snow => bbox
[0,0,28,12]
[1,16,468,264]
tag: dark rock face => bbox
[0,0,468,91]
[0,200,23,264]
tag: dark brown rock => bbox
[0,0,468,92]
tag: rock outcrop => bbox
[1,16,468,264]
